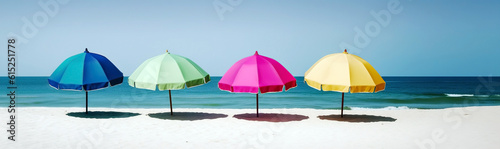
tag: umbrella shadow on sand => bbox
[67,111,140,119]
[148,112,228,121]
[234,113,309,122]
[318,114,396,123]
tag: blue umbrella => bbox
[48,48,123,114]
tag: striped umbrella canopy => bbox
[305,49,385,117]
[129,50,210,115]
[219,51,296,117]
[49,48,123,114]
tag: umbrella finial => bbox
[255,51,259,55]
[343,49,348,54]
[85,48,89,53]
[166,49,169,54]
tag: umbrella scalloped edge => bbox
[129,75,210,91]
[304,78,385,93]
[49,77,123,91]
[218,80,297,94]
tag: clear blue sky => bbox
[1,0,499,76]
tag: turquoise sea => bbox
[2,77,500,110]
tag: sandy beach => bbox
[2,106,500,149]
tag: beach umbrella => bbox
[219,51,297,117]
[305,49,385,117]
[128,50,210,115]
[48,48,123,114]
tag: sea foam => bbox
[350,106,411,110]
[445,94,474,97]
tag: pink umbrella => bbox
[219,51,297,117]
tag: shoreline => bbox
[2,104,498,110]
[2,106,500,148]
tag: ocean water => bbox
[2,77,500,110]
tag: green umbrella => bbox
[129,50,210,115]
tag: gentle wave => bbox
[0,95,40,98]
[444,94,496,97]
[350,106,411,110]
[445,94,474,97]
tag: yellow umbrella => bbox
[304,49,385,117]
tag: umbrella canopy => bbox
[48,48,123,114]
[128,50,210,115]
[219,51,297,117]
[304,49,385,117]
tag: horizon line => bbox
[2,75,500,77]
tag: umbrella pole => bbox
[256,93,259,117]
[169,90,173,116]
[86,91,88,114]
[341,92,344,118]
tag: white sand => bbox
[2,106,500,149]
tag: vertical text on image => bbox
[7,38,17,141]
